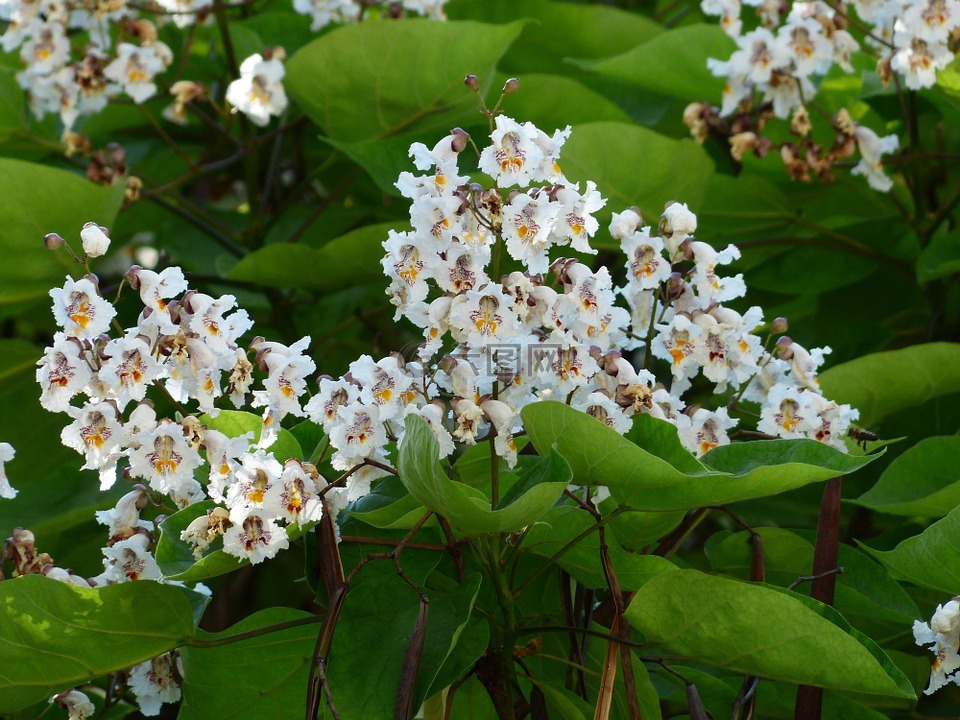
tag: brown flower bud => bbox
[464,75,480,92]
[43,232,65,250]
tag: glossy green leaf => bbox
[179,607,319,719]
[705,528,919,624]
[861,505,960,594]
[397,414,571,535]
[855,435,960,516]
[155,500,309,582]
[199,410,302,462]
[286,19,524,142]
[819,342,960,427]
[228,222,398,291]
[522,506,677,591]
[561,122,714,233]
[522,403,874,511]
[0,576,196,713]
[578,24,735,103]
[0,159,124,309]
[626,570,915,699]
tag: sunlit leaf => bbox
[626,570,915,699]
[0,576,197,713]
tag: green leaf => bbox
[626,570,915,699]
[397,414,571,535]
[522,403,874,511]
[228,222,397,292]
[286,19,524,143]
[705,528,919,624]
[854,435,960,516]
[199,410,302,462]
[523,506,677,591]
[819,342,960,427]
[447,0,661,74]
[179,607,319,719]
[861,505,960,594]
[578,24,735,103]
[916,227,960,284]
[560,122,714,235]
[345,475,428,530]
[0,576,196,713]
[155,501,309,582]
[0,67,26,139]
[323,572,482,716]
[0,159,124,310]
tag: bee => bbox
[847,426,879,451]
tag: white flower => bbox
[0,442,16,499]
[226,53,287,127]
[478,115,544,188]
[50,276,116,340]
[60,401,124,489]
[851,125,899,192]
[99,333,162,411]
[128,420,204,495]
[104,43,169,104]
[80,222,110,257]
[101,534,161,582]
[502,192,560,274]
[915,599,960,695]
[51,689,96,719]
[222,507,289,563]
[675,406,737,456]
[37,332,94,413]
[128,653,181,716]
[133,267,188,334]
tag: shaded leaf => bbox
[0,159,124,310]
[819,343,960,427]
[854,435,960,516]
[286,19,524,142]
[179,607,318,719]
[522,506,677,591]
[228,222,398,292]
[578,24,735,103]
[560,122,714,234]
[861,505,960,595]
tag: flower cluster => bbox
[915,598,960,695]
[291,0,447,32]
[704,0,958,98]
[302,112,859,477]
[0,0,446,132]
[691,0,955,191]
[38,228,327,573]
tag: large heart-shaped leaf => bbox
[286,19,524,143]
[0,576,197,713]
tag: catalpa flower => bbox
[222,507,289,564]
[101,533,161,583]
[0,442,15,499]
[128,653,181,716]
[37,332,94,412]
[226,52,287,127]
[128,420,204,495]
[61,401,124,489]
[50,276,116,340]
[914,599,960,695]
[478,115,544,188]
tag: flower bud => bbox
[125,265,143,289]
[770,317,789,335]
[502,77,520,94]
[464,75,480,92]
[80,222,110,258]
[43,232,65,250]
[450,127,469,153]
[775,335,794,359]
